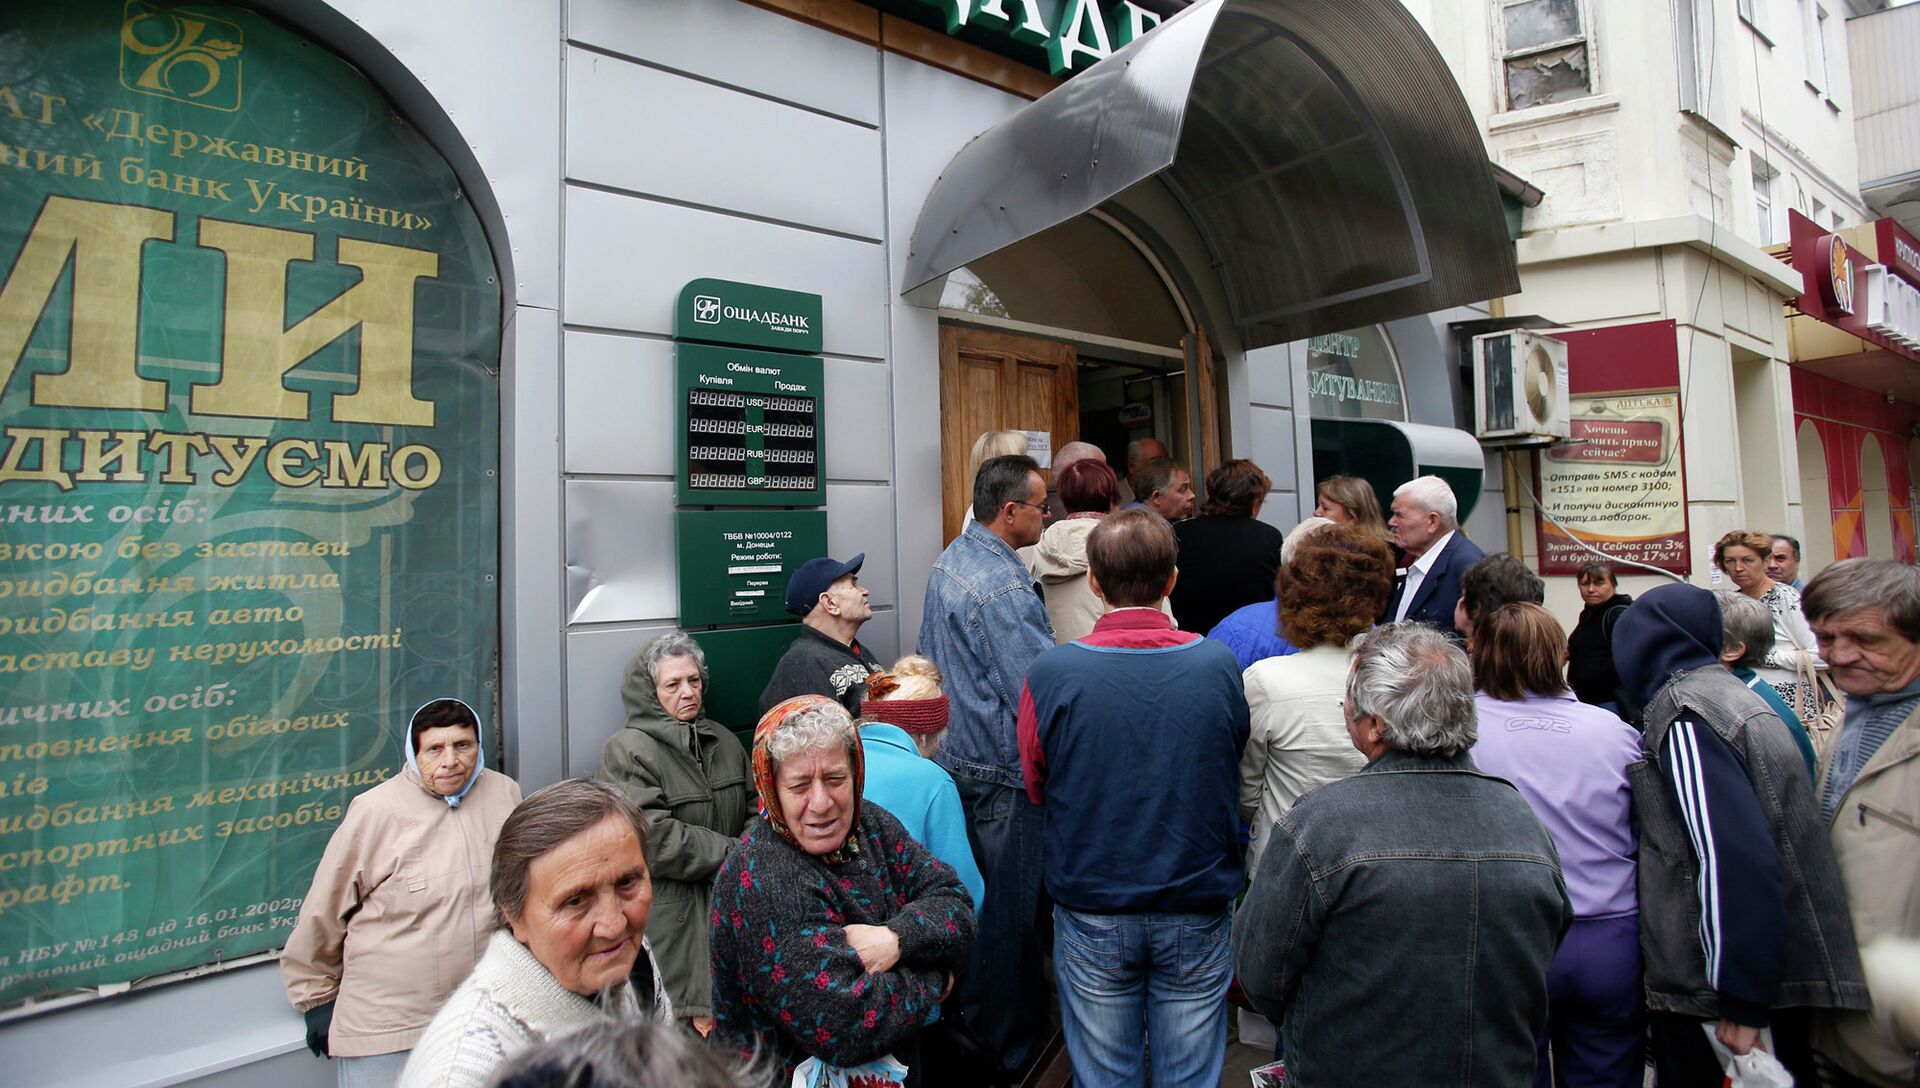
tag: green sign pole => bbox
[0,1,499,1006]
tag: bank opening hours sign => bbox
[676,344,825,507]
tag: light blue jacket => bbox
[859,723,986,912]
[918,520,1054,787]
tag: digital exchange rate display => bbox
[676,344,825,507]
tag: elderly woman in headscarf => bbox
[709,695,978,1085]
[596,633,749,1032]
[399,779,673,1088]
[282,698,521,1087]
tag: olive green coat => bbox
[595,649,750,1018]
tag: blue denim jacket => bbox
[919,521,1054,788]
[1233,750,1571,1086]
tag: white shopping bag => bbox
[790,1053,909,1088]
[1701,1024,1793,1088]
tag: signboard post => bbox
[670,279,826,734]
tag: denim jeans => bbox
[1052,905,1232,1088]
[948,771,1048,1077]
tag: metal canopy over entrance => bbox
[903,0,1520,349]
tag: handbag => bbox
[1794,651,1846,753]
[918,1005,1011,1088]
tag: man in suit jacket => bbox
[1385,475,1484,641]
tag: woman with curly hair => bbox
[1713,528,1823,707]
[1238,525,1396,874]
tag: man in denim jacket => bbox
[1233,623,1570,1086]
[918,453,1055,1077]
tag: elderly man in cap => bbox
[758,553,882,715]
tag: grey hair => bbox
[1803,557,1920,642]
[642,632,707,687]
[764,699,861,768]
[491,779,649,928]
[1053,441,1106,472]
[1716,591,1775,670]
[1393,475,1459,528]
[486,1019,760,1088]
[1281,516,1336,566]
[1345,623,1477,757]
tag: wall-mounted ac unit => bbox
[1473,330,1570,445]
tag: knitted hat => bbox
[859,672,949,735]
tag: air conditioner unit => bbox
[1473,330,1570,445]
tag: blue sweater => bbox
[1019,611,1248,913]
[859,723,986,913]
[1206,599,1299,672]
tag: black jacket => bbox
[1169,514,1284,639]
[1566,592,1632,706]
[758,625,881,716]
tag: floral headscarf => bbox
[753,694,865,863]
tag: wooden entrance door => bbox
[939,326,1079,543]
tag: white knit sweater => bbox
[397,929,673,1088]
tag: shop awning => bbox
[902,0,1520,349]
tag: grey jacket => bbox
[1233,750,1571,1087]
[596,648,750,1018]
[1632,665,1869,1019]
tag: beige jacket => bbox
[280,767,521,1057]
[1813,703,1920,1086]
[1239,644,1366,874]
[1031,517,1174,645]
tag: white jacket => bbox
[1240,644,1367,873]
[398,929,672,1088]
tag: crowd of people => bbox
[277,440,1920,1088]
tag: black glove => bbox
[303,1001,334,1058]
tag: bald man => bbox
[1119,437,1168,506]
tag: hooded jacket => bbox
[281,707,521,1056]
[1614,584,1867,1024]
[595,645,750,1018]
[1030,516,1174,645]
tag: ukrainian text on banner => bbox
[0,1,500,1006]
[1534,321,1691,576]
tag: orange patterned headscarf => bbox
[752,694,865,861]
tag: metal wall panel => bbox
[565,478,679,624]
[565,623,677,778]
[564,331,674,476]
[827,483,898,609]
[823,357,894,484]
[1850,6,1920,186]
[566,0,880,126]
[1246,343,1294,408]
[566,49,885,240]
[881,53,1029,646]
[1249,403,1301,528]
[563,186,888,359]
[505,305,568,791]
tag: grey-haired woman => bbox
[595,634,749,1031]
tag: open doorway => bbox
[935,212,1217,542]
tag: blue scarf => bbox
[403,697,485,808]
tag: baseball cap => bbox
[784,553,864,616]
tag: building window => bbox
[1752,159,1776,245]
[1737,0,1767,37]
[1498,0,1595,110]
[1813,196,1829,230]
[1802,1,1830,91]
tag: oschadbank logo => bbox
[120,1,244,113]
[693,294,811,335]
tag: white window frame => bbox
[1751,157,1777,245]
[1494,0,1598,113]
[1737,0,1770,42]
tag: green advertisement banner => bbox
[0,2,500,1007]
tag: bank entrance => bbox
[933,213,1219,540]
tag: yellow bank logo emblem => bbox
[120,1,243,112]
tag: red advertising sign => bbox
[1878,219,1920,289]
[1789,209,1920,362]
[1535,321,1692,575]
